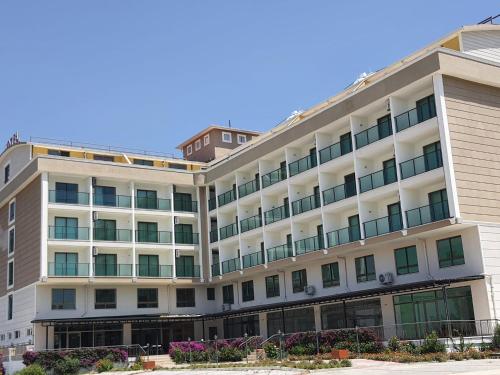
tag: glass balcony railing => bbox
[395,104,436,132]
[210,229,218,243]
[135,230,172,244]
[222,257,241,274]
[48,263,89,277]
[219,223,238,240]
[136,264,173,278]
[218,189,236,207]
[242,250,264,268]
[174,199,198,213]
[326,225,361,247]
[355,118,393,149]
[135,197,171,211]
[406,201,450,228]
[267,244,293,262]
[48,226,89,241]
[93,264,133,277]
[295,235,324,256]
[208,198,217,211]
[264,204,290,225]
[93,228,132,242]
[49,190,89,205]
[322,181,356,205]
[238,179,260,198]
[240,214,262,233]
[400,151,443,179]
[288,154,317,177]
[211,263,221,277]
[175,232,200,245]
[93,194,132,208]
[291,194,321,215]
[262,166,287,188]
[363,213,403,238]
[176,264,201,278]
[319,138,353,164]
[359,166,397,193]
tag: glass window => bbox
[394,246,419,275]
[4,164,10,183]
[222,132,232,143]
[7,295,13,320]
[207,287,215,301]
[95,289,116,309]
[137,288,158,308]
[93,154,114,162]
[52,289,76,310]
[133,159,154,166]
[138,255,159,277]
[321,262,340,288]
[8,261,14,287]
[169,163,187,170]
[176,288,195,307]
[267,307,315,335]
[55,182,79,204]
[54,217,78,239]
[93,186,117,207]
[237,134,247,144]
[437,236,465,268]
[416,94,437,123]
[224,315,259,338]
[321,298,383,330]
[136,190,158,209]
[94,219,117,241]
[292,269,307,293]
[222,284,234,304]
[186,144,192,155]
[195,139,201,151]
[355,255,376,282]
[8,200,15,223]
[48,149,70,157]
[242,280,254,302]
[8,228,15,254]
[94,254,117,276]
[266,275,280,298]
[204,134,210,145]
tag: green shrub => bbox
[339,359,352,367]
[492,325,500,349]
[53,357,80,375]
[388,336,401,352]
[96,358,113,373]
[218,347,244,362]
[401,341,419,354]
[420,331,446,354]
[264,343,279,360]
[16,364,47,375]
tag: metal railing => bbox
[136,264,173,278]
[218,189,236,207]
[135,196,171,210]
[208,198,217,211]
[240,214,262,233]
[210,229,218,243]
[222,257,241,274]
[48,263,89,277]
[48,226,89,240]
[219,222,238,240]
[174,198,198,213]
[363,213,403,238]
[93,263,133,277]
[242,250,264,268]
[238,179,260,198]
[319,138,352,164]
[288,154,317,177]
[93,194,132,208]
[93,228,132,242]
[326,225,361,247]
[267,244,293,262]
[400,150,442,179]
[359,166,397,193]
[295,235,324,255]
[322,181,356,205]
[262,166,287,188]
[395,106,436,132]
[211,263,221,277]
[49,190,89,205]
[176,264,201,278]
[406,201,450,228]
[291,193,321,215]
[264,204,290,224]
[355,118,392,149]
[175,232,200,245]
[135,230,172,244]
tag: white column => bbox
[313,305,322,331]
[170,187,177,279]
[40,172,49,278]
[131,182,136,278]
[88,177,94,277]
[196,187,204,281]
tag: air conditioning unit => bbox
[92,211,98,222]
[378,272,394,285]
[172,185,177,193]
[222,303,232,311]
[175,249,180,258]
[174,216,180,225]
[304,285,316,296]
[91,177,97,187]
[92,246,98,257]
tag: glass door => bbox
[339,132,352,155]
[428,189,448,221]
[348,215,360,242]
[383,158,396,185]
[55,252,78,276]
[94,254,117,276]
[94,186,117,206]
[138,222,158,243]
[175,223,193,244]
[423,141,442,171]
[94,219,116,241]
[55,217,78,239]
[176,255,194,277]
[137,189,157,209]
[387,202,402,232]
[344,173,356,197]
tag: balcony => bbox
[211,263,221,277]
[288,154,317,177]
[395,99,437,132]
[175,232,200,245]
[363,213,403,238]
[135,197,171,211]
[93,194,132,208]
[355,117,392,149]
[94,264,133,277]
[240,214,262,233]
[264,204,290,225]
[267,243,293,262]
[359,166,397,193]
[219,223,238,240]
[295,235,324,256]
[222,257,241,274]
[238,179,260,198]
[326,225,361,247]
[136,264,173,278]
[322,181,356,205]
[174,198,198,213]
[262,166,287,188]
[400,151,442,179]
[210,229,218,243]
[242,250,264,269]
[48,263,89,277]
[48,226,89,241]
[208,198,217,211]
[94,228,132,242]
[218,189,236,207]
[319,138,352,164]
[49,190,89,205]
[292,194,320,215]
[135,230,172,244]
[406,201,450,228]
[176,264,201,278]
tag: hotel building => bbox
[2,24,500,350]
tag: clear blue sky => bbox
[0,1,496,156]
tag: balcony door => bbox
[94,219,116,241]
[138,255,159,277]
[94,254,117,276]
[423,141,442,171]
[428,189,448,222]
[137,222,158,242]
[176,255,194,277]
[137,189,157,209]
[55,182,78,204]
[347,215,360,242]
[387,202,402,232]
[383,158,396,184]
[55,252,78,276]
[175,223,193,244]
[174,192,192,211]
[339,132,352,155]
[55,217,78,240]
[94,186,116,206]
[344,173,356,198]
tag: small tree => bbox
[492,325,500,349]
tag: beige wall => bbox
[444,76,500,222]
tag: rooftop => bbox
[176,125,262,150]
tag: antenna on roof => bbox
[228,120,232,128]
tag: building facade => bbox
[2,24,500,351]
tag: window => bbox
[355,255,376,283]
[321,262,340,288]
[95,289,116,309]
[52,289,76,310]
[237,134,247,144]
[8,199,15,224]
[136,189,158,210]
[204,134,210,146]
[176,288,195,307]
[94,254,117,276]
[0,334,4,341]
[416,94,437,123]
[195,139,201,151]
[4,163,10,184]
[242,280,254,302]
[7,333,11,340]
[267,307,315,335]
[7,295,13,320]
[224,315,260,338]
[207,287,215,301]
[8,227,15,254]
[138,255,159,277]
[169,163,188,170]
[55,182,79,204]
[394,246,419,275]
[222,284,234,304]
[321,298,383,330]
[137,288,158,308]
[265,275,280,298]
[222,132,232,143]
[27,328,33,336]
[186,144,192,155]
[93,154,114,162]
[7,260,14,288]
[133,159,154,166]
[437,236,465,268]
[292,269,307,293]
[15,330,20,339]
[48,149,70,157]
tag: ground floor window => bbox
[267,307,315,335]
[223,314,260,338]
[321,298,382,330]
[54,323,122,349]
[131,321,194,353]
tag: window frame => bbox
[242,280,254,302]
[137,288,158,308]
[8,198,16,225]
[4,162,11,184]
[222,132,232,143]
[394,245,419,275]
[8,227,15,255]
[204,134,210,146]
[176,288,195,307]
[265,275,280,298]
[7,295,13,320]
[437,236,465,268]
[186,144,193,155]
[207,287,215,301]
[95,289,117,309]
[291,269,308,293]
[51,289,76,310]
[7,259,14,289]
[355,255,376,283]
[237,134,247,144]
[321,262,340,288]
[222,284,234,304]
[195,139,202,151]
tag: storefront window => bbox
[267,307,315,335]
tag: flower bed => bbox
[168,339,251,364]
